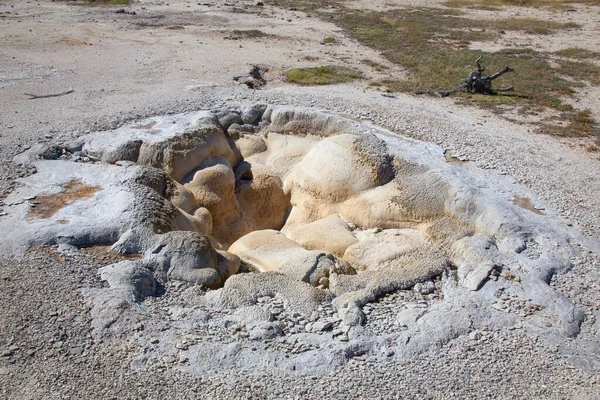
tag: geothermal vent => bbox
[2,105,579,376]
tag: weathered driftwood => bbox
[25,87,74,100]
[416,55,514,97]
[459,55,514,94]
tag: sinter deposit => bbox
[2,105,583,376]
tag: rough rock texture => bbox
[283,214,358,257]
[0,161,175,253]
[1,104,590,382]
[236,162,290,231]
[228,229,354,285]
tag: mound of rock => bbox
[3,104,584,374]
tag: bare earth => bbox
[1,0,600,398]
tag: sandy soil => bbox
[1,0,600,398]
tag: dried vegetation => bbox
[269,0,600,137]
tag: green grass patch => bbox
[266,0,343,13]
[231,29,269,38]
[269,0,599,136]
[557,59,600,85]
[285,66,363,85]
[487,18,580,34]
[445,0,600,9]
[321,36,339,44]
[362,59,388,71]
[331,8,597,131]
[556,47,600,59]
[542,110,600,137]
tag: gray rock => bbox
[414,281,435,295]
[395,308,425,327]
[450,235,500,291]
[241,104,267,125]
[0,161,176,254]
[13,143,64,165]
[340,306,365,327]
[312,321,333,332]
[101,140,142,163]
[56,243,79,255]
[145,231,239,289]
[230,306,273,329]
[99,260,157,300]
[110,226,157,255]
[205,272,332,316]
[249,322,283,340]
[217,111,243,130]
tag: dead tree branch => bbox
[25,87,74,100]
[416,55,514,97]
[462,56,514,95]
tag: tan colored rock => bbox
[228,230,354,286]
[281,133,396,228]
[247,133,319,179]
[215,250,242,283]
[193,207,213,234]
[236,163,290,231]
[137,126,236,182]
[172,207,213,236]
[167,180,197,213]
[267,107,356,137]
[283,214,357,257]
[183,157,252,246]
[334,182,414,230]
[285,133,393,203]
[235,133,268,159]
[420,217,474,246]
[228,230,306,272]
[343,228,447,273]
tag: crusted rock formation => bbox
[3,104,584,375]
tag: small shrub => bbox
[585,143,599,152]
[231,29,269,38]
[321,36,339,44]
[573,110,595,125]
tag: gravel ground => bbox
[1,250,598,399]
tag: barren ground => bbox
[1,0,600,398]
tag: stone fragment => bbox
[241,104,267,125]
[249,322,283,340]
[146,230,239,289]
[450,234,501,291]
[312,321,333,332]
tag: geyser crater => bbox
[2,104,582,376]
